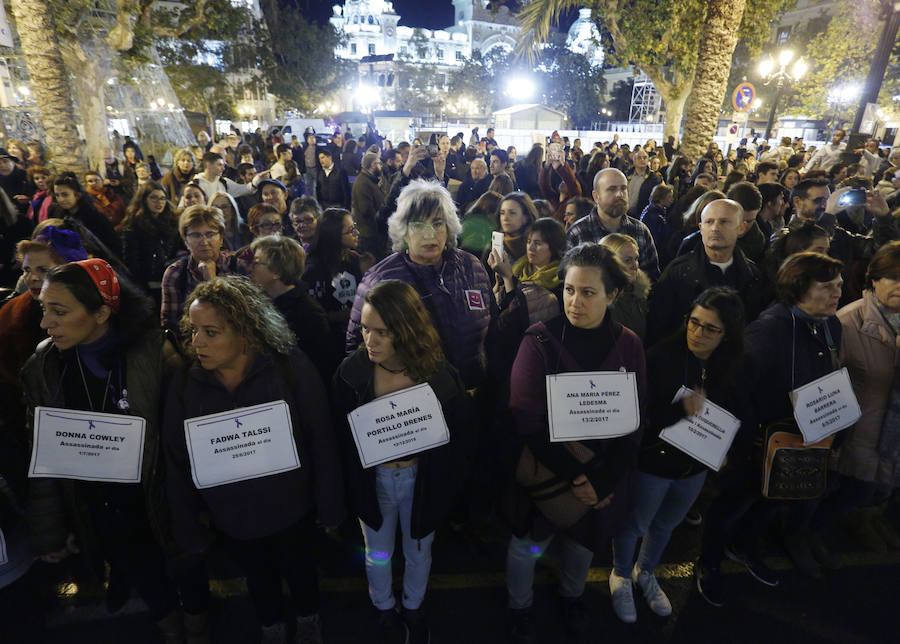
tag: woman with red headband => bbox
[20,259,206,642]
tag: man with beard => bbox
[787,177,896,304]
[646,199,764,344]
[352,152,387,259]
[566,168,659,278]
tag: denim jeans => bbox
[612,470,707,576]
[360,464,434,611]
[506,533,594,609]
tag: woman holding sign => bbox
[505,243,646,642]
[609,288,746,623]
[21,259,192,641]
[332,280,471,644]
[697,252,847,601]
[163,276,345,643]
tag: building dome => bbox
[566,7,604,67]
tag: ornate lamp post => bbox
[758,49,807,140]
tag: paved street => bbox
[3,493,899,644]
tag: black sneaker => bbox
[401,607,429,644]
[695,564,725,608]
[683,509,703,526]
[808,532,840,570]
[783,533,823,580]
[561,596,591,643]
[378,608,409,644]
[724,543,779,587]
[507,607,537,644]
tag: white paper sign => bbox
[546,371,640,442]
[28,407,145,483]
[347,383,450,468]
[790,368,861,445]
[184,400,300,489]
[659,386,741,471]
[0,528,7,566]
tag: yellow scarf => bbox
[513,256,560,290]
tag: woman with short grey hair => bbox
[346,179,493,388]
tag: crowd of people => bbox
[0,122,899,644]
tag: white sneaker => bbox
[608,571,637,623]
[632,566,672,617]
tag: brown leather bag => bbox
[761,418,834,500]
[515,441,595,529]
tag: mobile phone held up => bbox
[837,189,866,207]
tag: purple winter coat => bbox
[345,249,495,388]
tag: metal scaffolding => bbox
[629,73,662,124]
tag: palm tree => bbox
[11,0,87,172]
[680,0,747,159]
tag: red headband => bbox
[75,258,120,312]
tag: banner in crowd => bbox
[184,400,300,489]
[28,407,145,483]
[546,371,640,441]
[348,383,450,468]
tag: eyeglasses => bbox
[686,316,724,336]
[257,222,282,231]
[408,220,446,235]
[186,231,220,242]
[291,216,316,225]
[342,224,359,235]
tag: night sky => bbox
[305,1,577,30]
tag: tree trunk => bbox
[60,42,110,173]
[662,94,687,143]
[11,0,87,172]
[639,66,692,145]
[680,0,747,161]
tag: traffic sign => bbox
[732,83,756,112]
[726,123,740,145]
[732,111,748,124]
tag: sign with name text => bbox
[28,407,145,483]
[546,371,640,442]
[659,386,741,471]
[789,368,861,445]
[184,401,300,489]
[347,383,450,468]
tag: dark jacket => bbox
[346,249,495,389]
[0,166,33,214]
[640,203,673,268]
[457,175,492,209]
[121,216,183,292]
[303,252,362,361]
[332,350,473,538]
[162,349,345,552]
[638,332,746,478]
[316,166,351,209]
[20,329,180,559]
[514,162,542,200]
[744,302,843,435]
[647,243,765,345]
[272,283,339,384]
[351,169,385,240]
[49,200,121,259]
[509,315,646,544]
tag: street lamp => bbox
[757,48,807,140]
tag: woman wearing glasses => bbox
[303,208,365,358]
[121,182,183,304]
[160,205,238,334]
[609,288,745,623]
[346,179,493,389]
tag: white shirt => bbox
[193,173,258,199]
[804,142,847,172]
